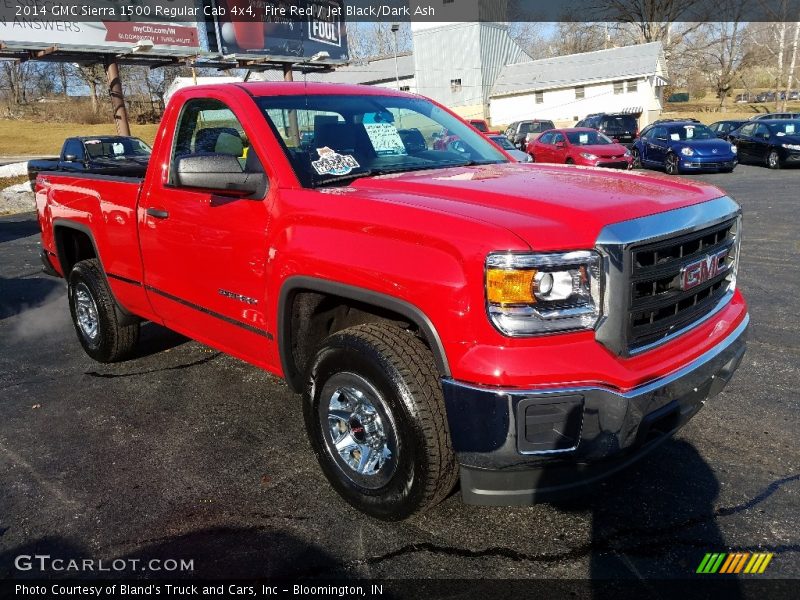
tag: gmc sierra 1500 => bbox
[36,82,748,520]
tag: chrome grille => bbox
[595,196,742,357]
[627,219,738,351]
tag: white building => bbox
[489,42,668,128]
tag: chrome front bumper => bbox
[442,315,749,506]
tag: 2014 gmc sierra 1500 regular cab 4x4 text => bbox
[36,83,749,520]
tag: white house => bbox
[489,42,668,128]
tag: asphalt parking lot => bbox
[0,164,798,589]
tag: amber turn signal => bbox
[486,268,537,304]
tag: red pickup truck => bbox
[36,82,748,520]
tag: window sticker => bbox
[776,131,786,136]
[579,134,589,144]
[364,122,407,156]
[684,126,695,138]
[670,133,681,141]
[112,143,125,155]
[311,147,360,176]
[785,124,796,134]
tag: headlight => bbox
[486,251,602,335]
[781,143,800,151]
[524,154,532,162]
[681,147,694,156]
[730,144,737,154]
[580,152,598,160]
[624,149,631,156]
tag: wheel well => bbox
[282,287,448,392]
[54,226,97,275]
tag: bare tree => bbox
[788,22,800,105]
[72,64,106,113]
[345,22,411,60]
[682,3,754,109]
[0,61,32,104]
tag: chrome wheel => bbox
[768,150,780,169]
[665,154,679,175]
[73,282,99,342]
[320,372,397,489]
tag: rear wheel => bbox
[665,153,680,175]
[528,153,536,163]
[767,149,782,169]
[565,158,575,164]
[68,259,139,362]
[303,323,458,520]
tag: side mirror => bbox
[555,141,565,148]
[175,154,266,198]
[64,154,77,162]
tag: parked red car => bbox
[468,119,501,135]
[528,127,633,169]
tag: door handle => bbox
[146,208,169,219]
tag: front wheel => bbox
[303,323,458,521]
[767,149,782,169]
[665,153,680,175]
[631,148,642,169]
[68,259,139,362]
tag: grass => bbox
[0,120,159,156]
[0,174,30,188]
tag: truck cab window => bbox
[63,139,84,161]
[171,98,263,184]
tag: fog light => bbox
[516,395,584,453]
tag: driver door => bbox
[138,97,275,364]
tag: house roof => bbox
[250,53,415,85]
[491,42,666,98]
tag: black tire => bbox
[767,149,782,169]
[303,323,458,520]
[68,259,139,362]
[665,153,680,175]
[631,148,642,169]
[565,158,575,164]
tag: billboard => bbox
[207,0,348,62]
[0,20,200,52]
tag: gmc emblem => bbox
[679,249,729,291]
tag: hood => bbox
[575,144,628,157]
[349,163,724,250]
[673,138,734,157]
[774,134,800,145]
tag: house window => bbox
[450,78,462,92]
[575,86,585,99]
[399,85,410,92]
[613,81,624,94]
[535,91,544,104]
[627,79,638,93]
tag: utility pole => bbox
[283,63,300,146]
[391,23,400,89]
[104,56,131,136]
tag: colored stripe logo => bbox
[697,552,774,574]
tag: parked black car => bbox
[708,120,749,139]
[727,119,800,169]
[751,112,800,120]
[28,136,152,180]
[575,113,639,146]
[504,120,555,150]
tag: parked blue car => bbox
[632,121,738,174]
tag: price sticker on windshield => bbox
[364,122,407,156]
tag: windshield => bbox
[566,131,613,145]
[84,137,151,159]
[601,116,637,131]
[767,121,799,135]
[471,120,489,132]
[488,135,515,150]
[666,124,716,141]
[255,94,507,187]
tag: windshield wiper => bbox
[312,170,375,187]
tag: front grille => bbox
[597,161,629,169]
[626,219,738,351]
